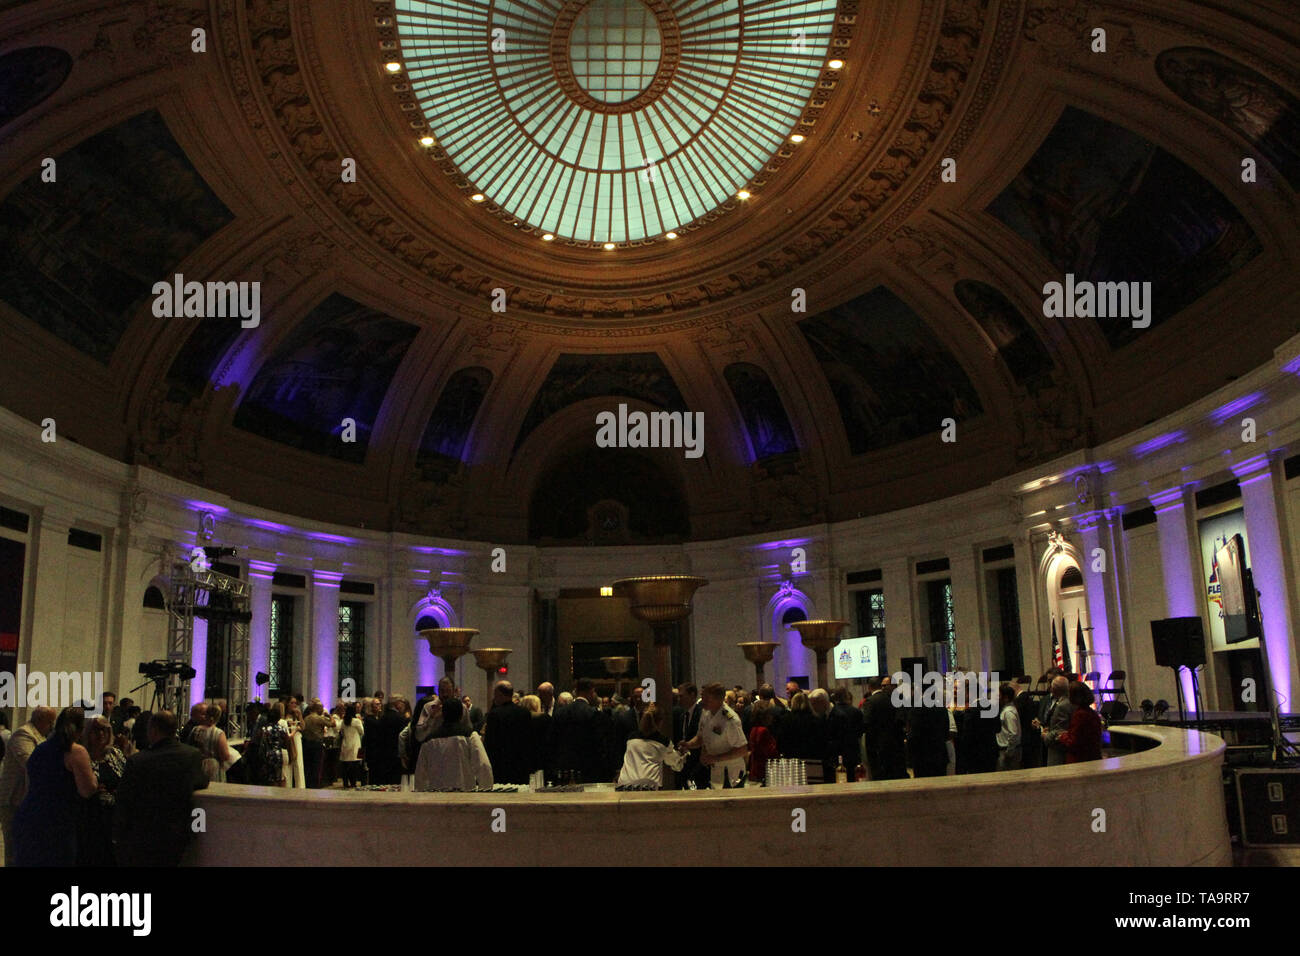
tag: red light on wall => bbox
[497,666,508,674]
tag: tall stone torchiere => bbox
[471,647,512,702]
[737,642,780,687]
[420,627,478,690]
[789,620,848,690]
[612,576,707,741]
[600,655,635,698]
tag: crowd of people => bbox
[228,666,1105,793]
[0,701,208,867]
[0,668,1107,866]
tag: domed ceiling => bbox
[0,0,1297,545]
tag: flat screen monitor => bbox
[833,635,880,681]
[1215,533,1260,643]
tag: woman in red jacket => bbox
[748,699,779,783]
[1059,682,1103,763]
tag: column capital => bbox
[1230,453,1275,485]
[1073,510,1110,534]
[312,569,344,588]
[1147,486,1190,513]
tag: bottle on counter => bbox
[855,763,866,782]
[835,756,847,784]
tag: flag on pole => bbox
[1051,617,1062,669]
[1076,613,1088,680]
[1060,616,1072,674]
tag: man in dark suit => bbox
[550,678,607,782]
[369,698,407,785]
[828,687,864,780]
[904,683,950,778]
[484,680,534,784]
[609,685,644,776]
[113,710,208,867]
[673,682,707,789]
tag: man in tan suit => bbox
[0,706,56,865]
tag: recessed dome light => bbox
[828,59,844,70]
[419,135,435,147]
[385,62,403,73]
[665,232,678,240]
[603,242,616,250]
[470,193,486,203]
[542,233,555,241]
[789,134,805,143]
[737,189,751,200]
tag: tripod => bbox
[127,676,174,715]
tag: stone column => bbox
[248,560,275,703]
[880,557,915,672]
[311,570,343,704]
[948,545,984,671]
[1074,513,1117,683]
[1014,532,1043,678]
[1148,487,1203,711]
[1232,455,1299,708]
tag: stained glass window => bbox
[395,0,838,244]
[338,601,366,698]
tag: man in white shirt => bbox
[996,682,1022,771]
[680,683,748,788]
[0,706,56,865]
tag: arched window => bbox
[143,586,166,609]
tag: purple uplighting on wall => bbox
[1209,392,1264,425]
[1132,431,1187,457]
[190,618,208,709]
[246,518,295,534]
[314,571,344,702]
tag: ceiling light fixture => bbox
[737,189,751,200]
[789,134,805,143]
[603,242,616,250]
[470,193,486,203]
[385,61,403,73]
[665,232,678,240]
[828,59,844,69]
[542,233,555,241]
[419,135,435,147]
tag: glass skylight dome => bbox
[396,0,838,245]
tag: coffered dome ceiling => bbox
[0,0,1297,545]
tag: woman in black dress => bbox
[12,707,99,866]
[78,715,126,866]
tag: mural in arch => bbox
[723,362,798,461]
[514,352,687,453]
[1156,47,1300,190]
[953,280,1055,393]
[0,109,234,362]
[232,293,419,462]
[798,286,982,456]
[416,366,492,480]
[0,46,74,127]
[988,106,1261,349]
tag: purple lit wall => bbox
[1148,489,1199,712]
[1233,457,1296,708]
[313,571,342,704]
[190,618,207,709]
[1075,519,1112,686]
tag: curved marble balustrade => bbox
[188,725,1229,866]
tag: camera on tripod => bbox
[138,660,197,680]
